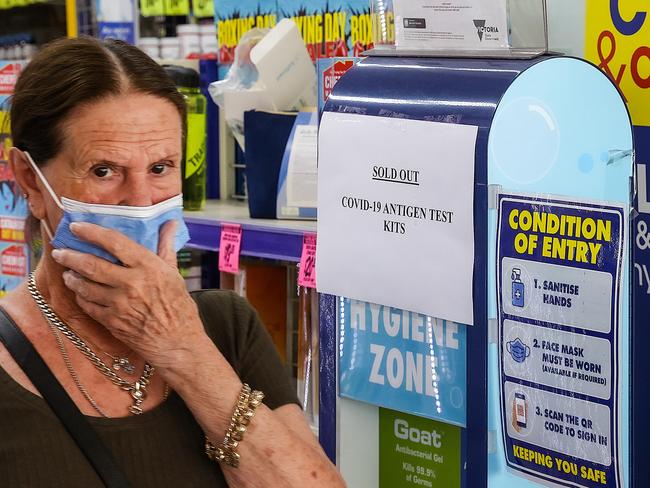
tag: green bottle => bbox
[164,65,207,211]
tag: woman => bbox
[0,37,344,487]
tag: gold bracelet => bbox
[205,383,265,468]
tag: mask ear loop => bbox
[23,151,63,242]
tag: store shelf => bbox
[184,200,316,262]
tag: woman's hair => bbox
[10,36,186,166]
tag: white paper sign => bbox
[287,125,318,207]
[317,112,477,325]
[394,0,509,50]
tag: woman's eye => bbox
[151,163,169,175]
[92,166,114,178]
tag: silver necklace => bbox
[68,327,136,376]
[47,322,171,417]
[47,320,109,417]
[104,352,136,375]
[28,272,154,415]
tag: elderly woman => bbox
[0,37,344,487]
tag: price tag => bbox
[164,0,189,15]
[193,0,214,18]
[298,233,317,288]
[140,0,165,16]
[218,224,242,274]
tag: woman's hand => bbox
[50,220,209,369]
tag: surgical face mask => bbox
[25,151,190,263]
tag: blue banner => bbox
[338,297,467,427]
[497,193,624,488]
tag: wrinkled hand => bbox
[51,220,207,369]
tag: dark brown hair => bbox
[10,36,186,166]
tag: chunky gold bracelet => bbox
[205,383,265,468]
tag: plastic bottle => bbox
[160,37,180,59]
[164,65,207,210]
[138,37,160,59]
[177,24,201,59]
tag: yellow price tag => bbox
[585,1,650,127]
[193,0,214,18]
[140,0,165,16]
[165,0,189,15]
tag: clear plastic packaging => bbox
[208,28,267,148]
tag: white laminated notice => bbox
[394,0,509,50]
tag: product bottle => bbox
[163,65,207,210]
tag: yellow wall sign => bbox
[193,0,214,18]
[164,0,189,16]
[140,0,165,16]
[585,1,650,126]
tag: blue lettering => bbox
[610,0,646,36]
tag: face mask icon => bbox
[506,338,530,363]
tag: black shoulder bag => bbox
[0,307,131,488]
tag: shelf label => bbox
[379,407,461,488]
[218,223,242,274]
[298,233,317,288]
[497,192,625,488]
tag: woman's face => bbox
[39,91,182,226]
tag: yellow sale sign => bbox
[585,1,650,126]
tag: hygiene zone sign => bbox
[338,297,467,427]
[497,193,625,488]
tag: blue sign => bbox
[497,193,624,488]
[338,297,467,427]
[98,22,135,44]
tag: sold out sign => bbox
[585,1,650,126]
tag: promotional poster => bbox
[378,408,461,488]
[278,0,375,60]
[214,0,277,66]
[215,0,380,70]
[0,61,29,296]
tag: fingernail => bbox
[51,249,63,261]
[69,222,82,233]
[62,270,72,283]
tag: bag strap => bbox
[0,307,131,488]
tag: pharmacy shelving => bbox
[183,200,316,263]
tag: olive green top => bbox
[0,290,299,487]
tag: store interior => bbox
[0,1,648,487]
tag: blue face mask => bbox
[26,152,190,264]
